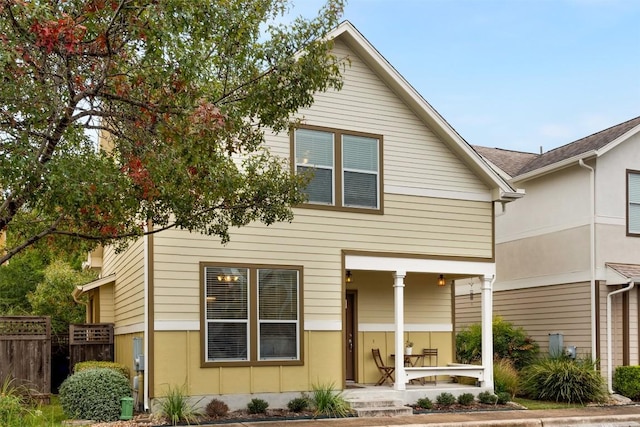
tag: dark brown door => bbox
[345,291,356,381]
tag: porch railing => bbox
[404,363,484,384]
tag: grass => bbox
[513,397,586,410]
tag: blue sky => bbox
[291,0,640,153]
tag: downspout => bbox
[607,279,636,393]
[143,228,150,411]
[578,159,597,359]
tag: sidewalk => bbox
[211,404,640,427]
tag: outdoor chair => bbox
[422,348,438,384]
[372,348,394,385]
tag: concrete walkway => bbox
[209,404,640,427]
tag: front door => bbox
[345,291,357,381]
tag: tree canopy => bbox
[0,0,345,264]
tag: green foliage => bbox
[457,393,475,406]
[74,361,130,379]
[0,249,48,314]
[494,358,519,397]
[287,395,310,412]
[0,0,346,264]
[58,368,131,422]
[158,384,200,426]
[613,366,640,400]
[415,397,433,410]
[520,357,606,404]
[247,398,269,414]
[478,391,498,404]
[27,260,96,336]
[310,382,351,418]
[496,391,511,405]
[436,392,456,406]
[456,316,539,370]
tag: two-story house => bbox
[74,21,521,411]
[456,116,640,391]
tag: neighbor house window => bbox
[202,263,302,366]
[628,170,640,236]
[293,126,383,213]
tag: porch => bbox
[343,379,491,406]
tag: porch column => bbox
[481,275,495,389]
[393,271,406,391]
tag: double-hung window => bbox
[628,170,640,236]
[202,263,302,366]
[294,126,383,213]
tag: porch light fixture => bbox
[437,274,446,286]
[345,270,353,284]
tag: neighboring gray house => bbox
[455,116,640,390]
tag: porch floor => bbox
[342,380,491,406]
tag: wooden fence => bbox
[0,316,51,398]
[69,323,114,370]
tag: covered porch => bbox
[343,253,495,393]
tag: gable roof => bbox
[474,116,640,181]
[328,21,520,201]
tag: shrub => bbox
[74,361,130,379]
[310,382,351,417]
[613,366,640,400]
[59,368,131,422]
[496,391,511,405]
[478,391,498,404]
[415,397,433,410]
[436,392,456,406]
[247,398,269,414]
[158,384,200,426]
[287,395,310,412]
[521,357,606,404]
[205,398,229,418]
[456,316,539,370]
[457,393,475,406]
[0,393,24,426]
[494,358,519,397]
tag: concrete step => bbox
[347,398,403,408]
[352,405,413,417]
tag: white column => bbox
[393,271,406,391]
[481,275,494,389]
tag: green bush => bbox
[247,398,269,414]
[457,393,475,406]
[0,393,24,426]
[494,358,519,397]
[74,360,130,379]
[521,357,606,404]
[436,392,456,406]
[478,391,498,404]
[496,391,511,405]
[415,397,433,409]
[59,368,131,422]
[158,384,200,425]
[613,366,640,400]
[310,382,351,417]
[205,398,228,418]
[287,395,310,412]
[456,316,539,370]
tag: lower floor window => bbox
[202,263,302,365]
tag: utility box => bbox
[133,337,144,372]
[549,333,563,357]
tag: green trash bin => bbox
[120,397,134,420]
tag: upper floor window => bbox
[201,263,303,366]
[293,126,383,213]
[628,170,640,236]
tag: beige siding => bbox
[599,283,627,372]
[115,332,144,381]
[269,39,491,196]
[153,194,491,322]
[456,282,592,357]
[102,240,145,327]
[99,283,115,323]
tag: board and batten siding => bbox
[102,239,145,329]
[456,282,592,356]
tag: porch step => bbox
[346,398,413,417]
